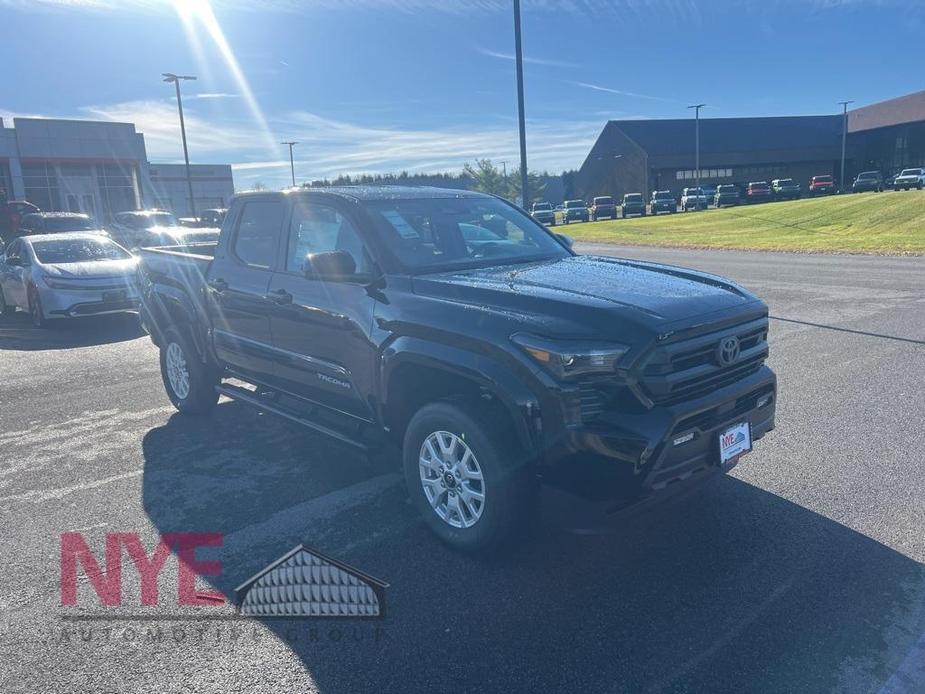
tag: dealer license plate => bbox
[719,422,752,469]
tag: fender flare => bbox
[380,336,541,455]
[141,285,210,362]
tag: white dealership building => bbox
[0,116,234,220]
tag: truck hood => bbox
[412,255,759,329]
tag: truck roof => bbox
[239,185,492,202]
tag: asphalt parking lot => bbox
[1,245,924,693]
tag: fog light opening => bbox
[757,394,772,409]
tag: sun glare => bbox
[173,0,278,158]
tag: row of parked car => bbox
[530,167,925,225]
[0,204,226,327]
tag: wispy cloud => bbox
[477,47,579,69]
[191,92,240,100]
[62,98,597,186]
[570,81,679,103]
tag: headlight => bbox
[511,333,630,380]
[42,275,73,289]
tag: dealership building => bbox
[0,116,234,220]
[576,90,925,200]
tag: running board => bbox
[215,383,371,452]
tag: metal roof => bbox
[605,115,843,156]
[848,90,925,133]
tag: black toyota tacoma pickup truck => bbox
[138,186,776,551]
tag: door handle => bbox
[265,288,293,305]
[207,278,228,292]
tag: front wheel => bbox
[28,287,47,328]
[159,326,219,414]
[403,401,531,553]
[0,286,14,316]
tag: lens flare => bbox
[173,0,278,158]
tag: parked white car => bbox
[893,168,925,191]
[681,187,708,211]
[0,232,139,327]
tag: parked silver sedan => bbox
[0,232,139,327]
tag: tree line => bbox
[294,160,580,205]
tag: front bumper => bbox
[41,286,140,319]
[539,365,776,502]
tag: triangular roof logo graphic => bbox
[235,545,388,618]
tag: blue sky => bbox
[1,0,923,189]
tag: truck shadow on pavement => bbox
[0,312,144,350]
[142,404,925,694]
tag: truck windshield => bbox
[364,197,569,273]
[564,201,584,208]
[533,203,552,211]
[594,197,613,205]
[624,194,643,202]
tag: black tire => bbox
[403,400,531,553]
[28,287,47,328]
[0,286,14,316]
[159,326,219,415]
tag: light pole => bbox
[838,101,854,193]
[688,104,706,195]
[513,0,529,207]
[281,141,298,187]
[162,73,197,218]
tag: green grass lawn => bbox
[559,191,925,254]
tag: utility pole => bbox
[162,73,197,218]
[281,141,298,187]
[513,0,529,207]
[838,101,854,193]
[688,103,706,197]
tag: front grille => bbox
[639,317,769,406]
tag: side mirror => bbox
[5,256,21,267]
[556,233,574,249]
[303,250,356,280]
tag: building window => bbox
[676,168,733,180]
[96,163,138,219]
[22,162,62,211]
[0,161,11,199]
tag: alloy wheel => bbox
[419,431,485,529]
[165,342,191,400]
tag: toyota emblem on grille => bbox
[716,336,741,366]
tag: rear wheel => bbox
[159,326,219,414]
[403,401,531,553]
